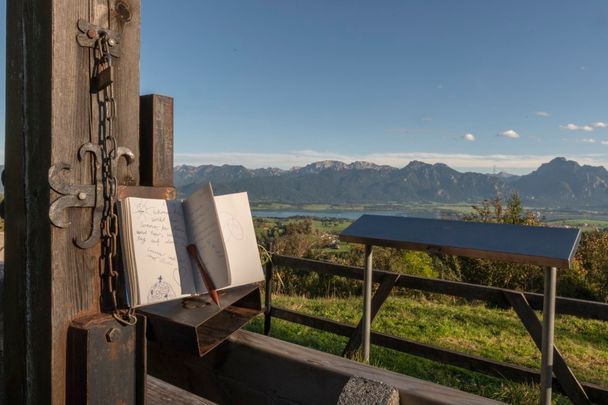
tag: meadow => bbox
[251,205,608,404]
[246,293,607,404]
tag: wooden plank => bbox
[270,307,608,404]
[263,260,273,336]
[110,0,141,186]
[342,273,399,358]
[139,95,174,187]
[272,255,608,321]
[340,215,581,268]
[147,376,217,405]
[117,185,176,200]
[66,313,146,405]
[4,1,141,403]
[523,292,608,322]
[148,330,503,405]
[503,292,590,405]
[5,1,55,403]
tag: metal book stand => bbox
[138,284,261,357]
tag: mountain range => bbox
[173,157,608,208]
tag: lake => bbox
[251,209,440,220]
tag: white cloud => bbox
[498,129,520,139]
[561,122,605,132]
[581,138,597,143]
[463,133,476,141]
[173,150,608,174]
[601,140,608,145]
[534,111,551,117]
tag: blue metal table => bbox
[340,214,581,405]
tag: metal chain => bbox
[94,34,136,326]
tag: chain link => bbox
[94,34,136,326]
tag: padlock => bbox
[90,65,114,94]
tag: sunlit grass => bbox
[246,293,607,404]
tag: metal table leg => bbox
[540,266,557,405]
[362,244,373,362]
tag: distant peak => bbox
[305,160,347,169]
[539,157,580,171]
[347,161,391,170]
[404,160,431,170]
[547,157,577,166]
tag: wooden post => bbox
[4,1,140,403]
[362,244,373,362]
[264,258,274,336]
[140,95,174,187]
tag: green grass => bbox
[310,219,351,234]
[545,219,608,231]
[254,217,352,235]
[246,293,607,404]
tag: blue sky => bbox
[2,1,608,173]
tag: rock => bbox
[337,376,399,405]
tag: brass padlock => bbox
[90,65,114,94]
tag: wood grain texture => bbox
[67,313,146,405]
[140,94,174,187]
[4,0,54,403]
[147,376,216,405]
[270,307,608,404]
[4,1,141,403]
[148,330,503,405]
[117,185,176,200]
[110,0,140,186]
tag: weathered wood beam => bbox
[4,1,140,403]
[270,307,608,404]
[147,376,217,405]
[139,94,174,187]
[149,330,503,405]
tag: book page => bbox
[214,192,264,287]
[126,198,196,304]
[183,184,231,292]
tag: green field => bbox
[545,219,608,231]
[252,201,608,229]
[247,294,608,404]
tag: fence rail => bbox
[264,254,608,404]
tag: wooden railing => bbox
[264,254,608,404]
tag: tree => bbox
[463,193,540,225]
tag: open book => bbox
[119,183,264,306]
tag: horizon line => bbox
[172,151,608,175]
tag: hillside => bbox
[174,157,608,208]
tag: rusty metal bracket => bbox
[76,19,122,58]
[49,143,134,249]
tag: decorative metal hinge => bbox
[49,143,134,249]
[76,19,122,58]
